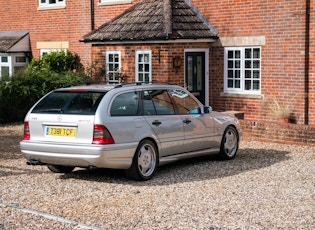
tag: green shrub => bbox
[0,51,90,124]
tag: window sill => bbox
[37,5,66,11]
[99,0,132,6]
[220,92,264,99]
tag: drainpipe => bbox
[305,0,310,125]
[90,0,95,31]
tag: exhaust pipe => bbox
[26,159,45,166]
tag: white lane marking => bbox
[0,202,103,230]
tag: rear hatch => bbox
[26,89,106,144]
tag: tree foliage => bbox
[0,51,90,123]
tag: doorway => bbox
[185,50,208,105]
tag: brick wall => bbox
[0,0,141,65]
[91,42,211,84]
[240,120,315,146]
[192,0,310,125]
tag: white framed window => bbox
[40,49,66,58]
[0,53,29,79]
[224,47,261,94]
[135,50,151,83]
[106,51,121,84]
[0,55,11,79]
[99,0,132,6]
[39,0,66,9]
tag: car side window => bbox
[110,91,140,116]
[170,89,201,115]
[143,90,175,115]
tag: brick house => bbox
[1,0,314,126]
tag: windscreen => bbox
[31,90,106,115]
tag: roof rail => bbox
[114,81,174,88]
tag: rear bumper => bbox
[20,141,137,169]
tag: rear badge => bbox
[57,115,62,122]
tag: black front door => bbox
[185,52,206,104]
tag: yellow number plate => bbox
[46,127,76,137]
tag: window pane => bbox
[253,48,260,58]
[139,64,143,72]
[145,73,150,82]
[245,49,251,58]
[235,51,240,59]
[146,90,175,115]
[144,54,149,62]
[1,66,9,77]
[228,70,233,78]
[139,73,143,81]
[253,70,260,78]
[245,80,251,90]
[245,60,251,68]
[235,60,240,68]
[108,64,114,71]
[235,70,240,78]
[235,80,240,88]
[144,64,149,72]
[171,89,200,115]
[139,54,143,62]
[1,57,8,62]
[228,51,233,59]
[228,61,233,68]
[110,92,139,116]
[253,80,260,90]
[114,54,119,62]
[245,70,251,78]
[108,54,113,62]
[16,56,26,63]
[253,60,260,68]
[228,80,233,88]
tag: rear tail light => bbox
[23,121,30,140]
[92,124,115,144]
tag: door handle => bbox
[183,118,191,124]
[152,120,162,126]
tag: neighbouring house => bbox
[1,0,314,126]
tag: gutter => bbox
[305,0,310,125]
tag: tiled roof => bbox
[83,0,218,43]
[0,31,29,52]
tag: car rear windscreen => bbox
[31,90,106,115]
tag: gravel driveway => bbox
[0,124,314,229]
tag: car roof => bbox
[55,82,180,92]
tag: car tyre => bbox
[219,126,239,160]
[47,165,75,173]
[124,139,158,181]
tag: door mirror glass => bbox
[204,106,212,114]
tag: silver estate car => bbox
[20,83,241,181]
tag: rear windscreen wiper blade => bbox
[34,108,64,113]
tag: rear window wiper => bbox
[33,108,64,113]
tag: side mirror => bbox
[204,106,212,114]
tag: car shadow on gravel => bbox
[58,147,290,185]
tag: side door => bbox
[170,89,214,153]
[142,89,184,157]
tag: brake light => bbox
[92,124,115,144]
[23,121,30,140]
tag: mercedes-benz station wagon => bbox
[20,83,241,181]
